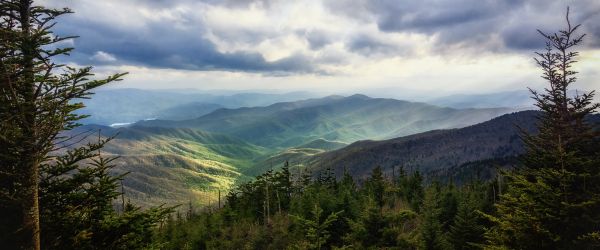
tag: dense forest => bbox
[1,1,599,250]
[155,163,495,249]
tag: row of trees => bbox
[155,163,497,249]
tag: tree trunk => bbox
[18,0,41,249]
[22,160,40,250]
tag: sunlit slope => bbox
[64,125,267,208]
[247,138,348,176]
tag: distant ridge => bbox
[307,111,600,180]
[137,94,517,148]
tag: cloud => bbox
[51,0,317,74]
[325,0,600,52]
[303,30,332,50]
[90,51,117,62]
[346,35,401,56]
[41,0,600,94]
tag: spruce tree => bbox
[448,195,485,250]
[39,137,173,249]
[291,203,342,250]
[485,8,600,249]
[0,1,125,248]
[419,187,446,250]
[366,165,386,211]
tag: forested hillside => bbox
[308,111,538,178]
[59,125,268,208]
[64,95,520,207]
[138,94,514,148]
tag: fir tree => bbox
[366,165,386,211]
[448,195,485,250]
[291,203,342,250]
[419,187,446,250]
[0,1,125,248]
[485,8,600,249]
[39,138,173,249]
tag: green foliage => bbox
[156,161,492,250]
[485,9,600,250]
[365,166,386,210]
[291,203,342,250]
[448,194,485,250]
[398,169,425,212]
[39,139,173,249]
[0,1,175,248]
[419,186,447,250]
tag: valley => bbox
[75,92,531,208]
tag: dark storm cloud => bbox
[326,0,600,51]
[303,30,332,50]
[53,8,314,73]
[51,0,600,74]
[346,35,401,56]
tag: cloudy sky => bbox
[42,0,600,97]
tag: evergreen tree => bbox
[366,165,386,211]
[448,195,485,250]
[0,1,125,248]
[400,170,424,212]
[485,8,600,249]
[291,203,342,250]
[274,161,293,211]
[419,187,446,250]
[438,184,458,231]
[346,200,388,248]
[39,139,173,249]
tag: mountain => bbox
[69,94,525,207]
[298,138,347,151]
[307,111,600,180]
[306,111,537,179]
[155,102,224,121]
[138,94,516,148]
[60,125,268,208]
[77,88,315,125]
[247,138,348,176]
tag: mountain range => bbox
[69,93,538,208]
[306,111,600,182]
[138,94,513,148]
[77,89,316,125]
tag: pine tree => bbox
[291,203,342,250]
[485,8,600,249]
[448,195,485,250]
[419,187,446,250]
[0,1,125,248]
[400,170,424,212]
[39,138,173,249]
[366,165,386,211]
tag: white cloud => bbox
[44,0,600,95]
[90,51,117,62]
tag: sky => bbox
[42,0,600,98]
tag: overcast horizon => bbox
[42,0,600,97]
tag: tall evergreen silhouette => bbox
[485,8,600,249]
[0,1,171,249]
